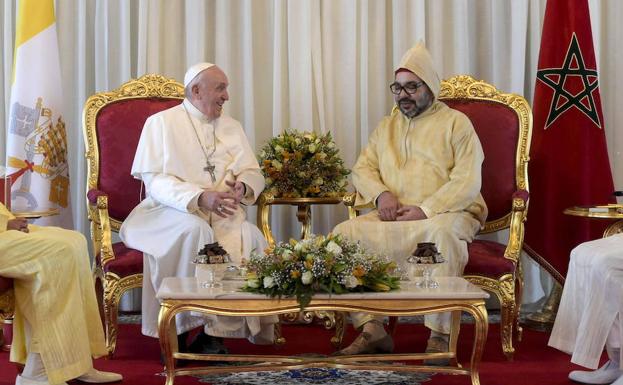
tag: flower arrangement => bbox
[242,234,400,309]
[258,130,350,198]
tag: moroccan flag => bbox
[6,0,73,227]
[524,0,615,283]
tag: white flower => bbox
[304,133,314,140]
[326,241,342,256]
[308,144,316,153]
[295,239,312,253]
[281,249,294,261]
[274,145,284,153]
[263,276,275,288]
[313,177,324,186]
[328,142,335,148]
[344,275,359,288]
[247,279,260,288]
[295,138,302,145]
[260,150,266,158]
[301,271,313,285]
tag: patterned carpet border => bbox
[196,367,434,385]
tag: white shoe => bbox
[75,368,122,383]
[569,360,622,384]
[611,374,623,385]
[15,375,68,385]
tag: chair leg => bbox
[103,277,121,358]
[273,322,286,345]
[498,286,516,361]
[331,312,347,349]
[514,274,524,342]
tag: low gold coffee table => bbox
[157,277,489,385]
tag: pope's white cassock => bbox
[120,99,276,342]
[549,233,623,369]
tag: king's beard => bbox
[397,96,432,118]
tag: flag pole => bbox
[524,283,562,332]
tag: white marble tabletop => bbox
[157,276,489,301]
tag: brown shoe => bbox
[333,332,394,355]
[423,336,450,366]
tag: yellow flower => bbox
[272,160,283,170]
[314,152,327,161]
[291,270,301,279]
[373,283,391,291]
[352,266,366,278]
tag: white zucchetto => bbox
[183,62,215,87]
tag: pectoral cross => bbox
[204,161,216,182]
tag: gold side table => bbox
[563,205,623,237]
[255,193,353,345]
[256,193,351,246]
[12,207,60,219]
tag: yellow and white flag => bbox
[6,0,72,227]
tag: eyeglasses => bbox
[389,81,425,95]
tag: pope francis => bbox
[0,203,122,385]
[333,43,487,359]
[120,63,275,351]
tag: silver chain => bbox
[183,103,217,162]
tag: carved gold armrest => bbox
[0,288,15,322]
[504,190,529,264]
[342,192,374,219]
[96,195,116,267]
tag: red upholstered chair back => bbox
[439,76,531,233]
[83,75,185,229]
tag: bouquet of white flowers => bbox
[242,234,400,309]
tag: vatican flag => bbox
[6,0,73,227]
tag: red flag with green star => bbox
[524,0,615,283]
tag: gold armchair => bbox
[82,74,185,356]
[0,195,15,349]
[0,278,14,349]
[344,75,532,360]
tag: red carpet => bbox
[0,322,604,385]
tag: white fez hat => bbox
[183,62,215,87]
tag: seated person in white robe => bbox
[0,203,122,385]
[549,233,623,385]
[333,43,487,358]
[120,63,276,352]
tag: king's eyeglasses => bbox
[389,81,424,95]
